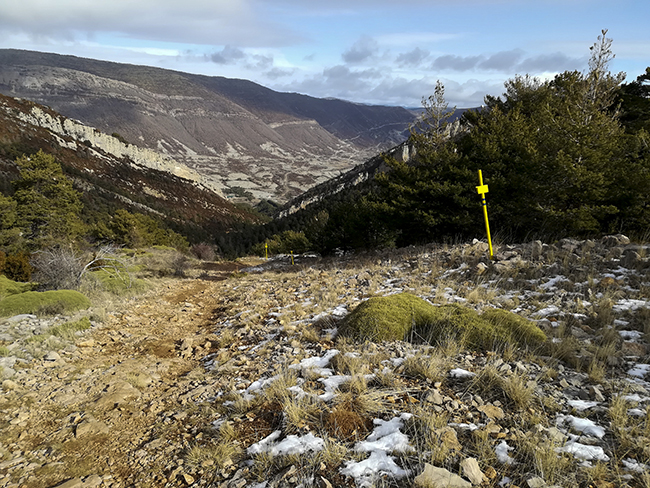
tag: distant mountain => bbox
[0,92,256,241]
[0,49,417,203]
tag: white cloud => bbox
[342,36,380,64]
[0,0,302,47]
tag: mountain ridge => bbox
[0,49,417,203]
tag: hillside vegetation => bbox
[255,33,650,255]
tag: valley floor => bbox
[1,237,649,488]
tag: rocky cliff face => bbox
[0,93,255,231]
[0,49,416,203]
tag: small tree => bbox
[13,150,83,247]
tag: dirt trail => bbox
[1,277,234,488]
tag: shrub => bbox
[190,243,216,261]
[0,250,5,274]
[3,252,33,282]
[0,290,91,317]
[340,292,546,351]
[253,230,311,256]
[0,275,34,300]
[31,247,84,290]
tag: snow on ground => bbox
[557,415,606,438]
[340,413,414,487]
[627,364,650,379]
[449,368,476,378]
[247,431,325,456]
[556,442,610,462]
[495,441,515,464]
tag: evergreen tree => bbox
[13,150,84,247]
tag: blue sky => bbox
[1,0,648,108]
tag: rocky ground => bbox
[0,236,649,488]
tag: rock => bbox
[484,466,497,480]
[75,419,109,437]
[44,351,61,361]
[52,479,83,488]
[95,381,141,409]
[182,473,195,484]
[82,474,103,487]
[415,464,471,488]
[478,404,505,420]
[426,389,444,405]
[588,385,605,402]
[527,477,547,488]
[435,427,462,451]
[601,234,630,246]
[4,314,37,323]
[460,458,483,485]
[475,262,488,275]
[2,379,18,390]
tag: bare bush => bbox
[190,243,216,261]
[31,245,131,290]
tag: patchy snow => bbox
[340,413,413,486]
[619,330,643,340]
[318,375,351,401]
[557,415,605,438]
[556,442,609,462]
[627,364,650,378]
[247,431,324,456]
[540,275,568,291]
[340,451,409,487]
[533,305,560,317]
[495,441,515,464]
[622,458,649,472]
[449,368,476,378]
[567,400,599,411]
[289,349,339,376]
[613,299,649,312]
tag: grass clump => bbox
[340,292,546,351]
[0,290,91,317]
[48,317,92,340]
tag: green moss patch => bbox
[480,308,547,348]
[0,290,91,317]
[338,292,439,342]
[339,292,546,351]
[0,275,34,300]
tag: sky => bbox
[1,0,648,108]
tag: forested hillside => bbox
[253,32,650,255]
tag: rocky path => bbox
[1,278,233,488]
[1,238,649,488]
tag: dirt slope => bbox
[1,277,237,488]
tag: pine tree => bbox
[13,150,84,247]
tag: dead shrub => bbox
[191,243,216,261]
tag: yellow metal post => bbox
[291,251,294,265]
[476,170,494,259]
[265,242,268,260]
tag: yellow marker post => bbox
[290,251,294,265]
[476,170,494,259]
[265,242,268,260]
